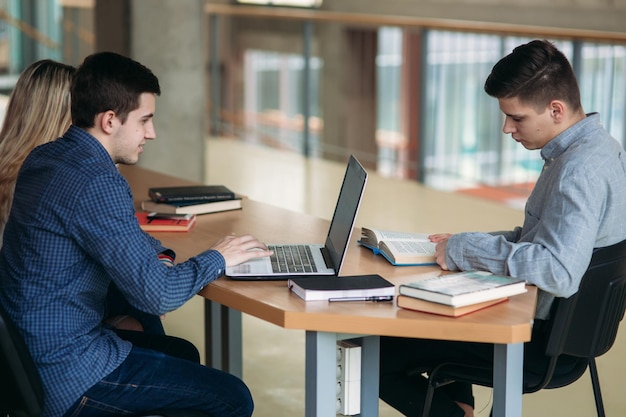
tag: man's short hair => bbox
[71,52,161,128]
[484,40,582,112]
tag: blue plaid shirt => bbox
[0,126,225,417]
[445,113,626,319]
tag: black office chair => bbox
[417,238,626,417]
[0,302,209,417]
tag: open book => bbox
[358,227,436,266]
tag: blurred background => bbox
[2,1,626,416]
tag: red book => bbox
[135,212,197,232]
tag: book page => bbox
[370,229,431,241]
[385,239,436,255]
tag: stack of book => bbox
[397,271,527,317]
[141,185,242,215]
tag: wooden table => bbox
[121,165,537,417]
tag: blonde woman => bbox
[0,59,75,238]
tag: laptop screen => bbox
[324,155,368,275]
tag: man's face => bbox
[498,96,556,150]
[110,93,156,165]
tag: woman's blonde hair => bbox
[0,59,75,233]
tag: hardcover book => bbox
[358,227,436,266]
[398,271,526,308]
[287,274,395,302]
[135,212,197,232]
[148,185,235,204]
[396,294,508,317]
[141,197,242,215]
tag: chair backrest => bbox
[420,239,626,400]
[0,302,44,417]
[545,238,626,360]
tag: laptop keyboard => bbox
[268,244,318,273]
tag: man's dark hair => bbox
[484,40,582,112]
[71,51,161,128]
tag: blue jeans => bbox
[62,346,253,417]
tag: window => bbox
[243,50,322,153]
[235,0,323,7]
[579,43,626,139]
[238,29,626,204]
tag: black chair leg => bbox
[420,382,435,417]
[420,369,457,417]
[589,359,606,417]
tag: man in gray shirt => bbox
[379,40,626,417]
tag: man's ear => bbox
[99,110,117,134]
[549,100,566,122]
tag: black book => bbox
[148,185,236,204]
[287,274,395,302]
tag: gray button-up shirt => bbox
[445,113,626,319]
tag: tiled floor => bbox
[160,138,626,417]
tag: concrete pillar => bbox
[130,0,206,182]
[94,0,130,56]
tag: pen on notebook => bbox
[328,296,394,303]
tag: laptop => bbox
[226,154,368,280]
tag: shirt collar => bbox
[64,125,116,167]
[540,113,601,163]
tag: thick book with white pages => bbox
[396,294,509,317]
[141,198,242,215]
[398,271,526,307]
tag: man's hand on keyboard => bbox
[211,234,273,267]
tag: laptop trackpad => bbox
[227,257,272,275]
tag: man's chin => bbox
[518,141,536,150]
[114,157,139,165]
